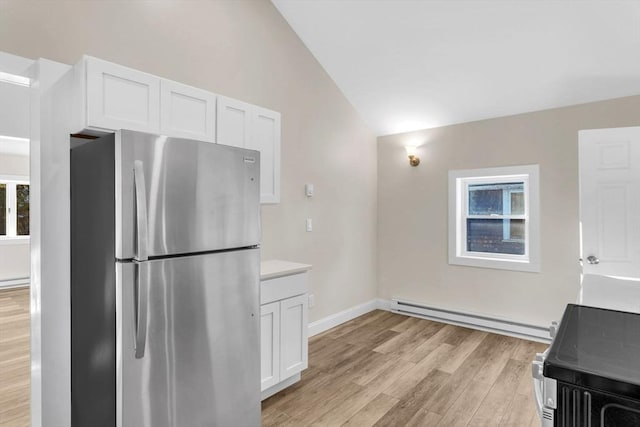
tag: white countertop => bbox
[260,260,312,281]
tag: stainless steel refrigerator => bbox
[71,129,261,427]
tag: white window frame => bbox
[448,165,540,272]
[0,174,30,244]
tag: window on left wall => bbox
[0,177,29,241]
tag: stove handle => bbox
[532,360,544,418]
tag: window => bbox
[449,165,539,272]
[0,176,29,242]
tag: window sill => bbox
[449,254,540,273]
[0,237,30,246]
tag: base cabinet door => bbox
[260,301,281,391]
[280,294,308,380]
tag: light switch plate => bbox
[305,183,314,197]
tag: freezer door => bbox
[117,249,260,427]
[115,129,260,259]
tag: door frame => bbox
[0,50,72,427]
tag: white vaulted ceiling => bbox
[272,0,640,136]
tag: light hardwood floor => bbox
[0,288,30,427]
[263,310,546,426]
[0,289,545,426]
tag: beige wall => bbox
[0,242,29,281]
[378,95,640,326]
[0,153,28,176]
[0,0,377,321]
[0,153,29,281]
[0,81,29,139]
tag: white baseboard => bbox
[261,373,300,401]
[376,298,392,311]
[308,298,386,337]
[306,297,548,343]
[0,277,30,289]
[389,298,551,343]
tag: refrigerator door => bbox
[115,129,260,260]
[117,249,260,427]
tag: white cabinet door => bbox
[84,56,160,133]
[217,96,281,204]
[260,301,281,391]
[251,107,281,204]
[160,80,216,142]
[279,294,308,380]
[216,96,252,149]
[580,126,640,277]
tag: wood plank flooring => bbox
[0,288,545,426]
[0,288,30,427]
[263,310,546,427]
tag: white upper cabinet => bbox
[160,80,216,142]
[217,96,281,204]
[216,96,252,149]
[72,56,281,203]
[251,107,281,204]
[74,56,161,135]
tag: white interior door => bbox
[579,126,640,277]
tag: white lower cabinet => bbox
[260,270,309,400]
[260,301,281,391]
[279,294,308,380]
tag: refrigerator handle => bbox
[133,160,149,262]
[134,262,149,359]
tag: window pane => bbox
[468,186,502,215]
[467,218,525,255]
[0,184,5,236]
[510,218,525,240]
[510,192,524,215]
[16,184,29,236]
[468,182,524,215]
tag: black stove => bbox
[541,304,640,426]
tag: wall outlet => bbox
[308,294,315,308]
[306,218,313,232]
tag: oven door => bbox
[533,356,557,427]
[532,320,559,426]
[555,381,640,426]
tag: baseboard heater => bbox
[0,277,30,289]
[391,298,550,343]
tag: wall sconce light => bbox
[405,145,420,167]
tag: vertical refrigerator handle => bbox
[134,262,149,359]
[134,160,149,262]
